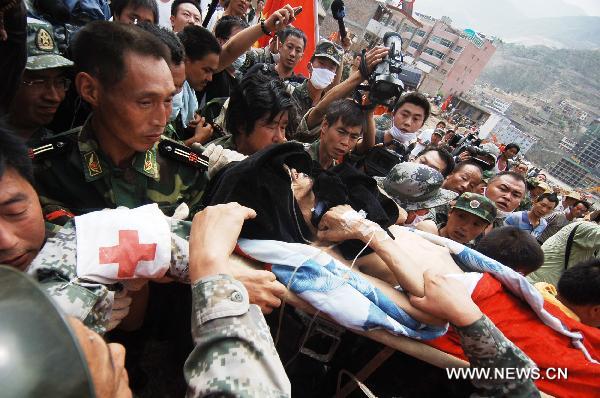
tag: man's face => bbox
[278,36,305,71]
[170,62,186,94]
[115,5,155,24]
[238,111,288,155]
[430,134,442,146]
[10,68,69,130]
[442,164,482,195]
[393,103,425,133]
[435,122,445,130]
[504,147,518,159]
[311,57,338,74]
[413,150,446,175]
[445,208,489,244]
[69,318,131,397]
[0,168,45,271]
[563,197,577,208]
[171,3,202,32]
[485,175,525,212]
[185,53,219,91]
[531,197,557,219]
[320,118,362,160]
[513,163,528,175]
[571,203,588,218]
[227,0,250,16]
[90,53,176,153]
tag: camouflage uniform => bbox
[292,107,322,143]
[185,275,291,397]
[206,133,237,151]
[33,119,208,223]
[455,315,539,397]
[238,46,276,76]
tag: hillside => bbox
[477,43,600,111]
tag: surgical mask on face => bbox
[231,52,246,70]
[310,67,336,90]
[272,52,280,64]
[389,125,416,144]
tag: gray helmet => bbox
[0,266,94,398]
[375,162,457,211]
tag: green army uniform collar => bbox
[308,139,337,169]
[77,120,160,182]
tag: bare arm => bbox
[217,5,296,72]
[304,47,389,129]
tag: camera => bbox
[356,32,405,110]
[455,145,494,171]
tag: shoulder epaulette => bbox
[29,134,74,161]
[158,139,209,171]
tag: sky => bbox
[411,0,600,34]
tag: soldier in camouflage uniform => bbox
[32,21,208,223]
[3,18,73,144]
[2,203,291,397]
[436,192,497,246]
[289,40,343,138]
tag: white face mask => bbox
[389,125,416,144]
[310,67,336,90]
[272,52,280,64]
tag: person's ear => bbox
[76,72,101,107]
[307,62,313,74]
[170,15,175,28]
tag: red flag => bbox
[440,95,452,111]
[258,0,318,77]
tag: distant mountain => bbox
[478,42,600,110]
[491,16,600,50]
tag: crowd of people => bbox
[1,0,599,397]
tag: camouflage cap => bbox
[312,40,343,66]
[26,18,74,71]
[479,142,501,162]
[452,192,497,224]
[375,162,458,211]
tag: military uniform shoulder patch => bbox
[84,151,103,177]
[158,139,209,171]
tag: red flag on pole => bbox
[258,0,318,77]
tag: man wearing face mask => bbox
[290,40,343,127]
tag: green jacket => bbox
[33,118,208,223]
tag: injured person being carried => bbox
[29,143,600,398]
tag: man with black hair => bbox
[306,99,373,170]
[552,259,600,326]
[485,171,526,214]
[32,21,210,220]
[442,161,482,195]
[538,200,590,243]
[413,146,455,177]
[274,26,306,81]
[378,92,431,154]
[410,121,446,158]
[111,0,158,24]
[0,129,46,271]
[496,142,519,172]
[170,0,202,32]
[475,226,544,275]
[504,192,559,239]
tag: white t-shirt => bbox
[410,128,434,157]
[157,0,174,29]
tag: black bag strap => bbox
[564,224,580,270]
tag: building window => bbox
[440,69,448,74]
[419,59,438,70]
[429,35,454,48]
[403,26,416,34]
[447,57,455,64]
[423,47,446,60]
[416,29,426,37]
[453,45,463,52]
[409,41,419,49]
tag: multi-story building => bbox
[318,0,495,96]
[550,119,600,188]
[494,124,537,154]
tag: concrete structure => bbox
[451,97,492,124]
[550,119,600,189]
[479,113,537,154]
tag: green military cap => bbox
[0,266,94,397]
[26,17,74,70]
[312,40,343,66]
[479,142,500,162]
[452,192,497,224]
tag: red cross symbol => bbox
[99,230,157,278]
